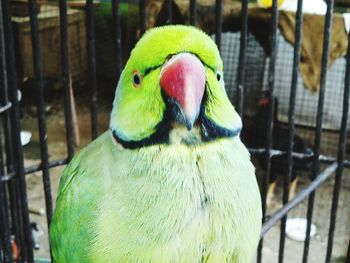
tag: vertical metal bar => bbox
[28,0,53,234]
[2,0,24,261]
[5,181,21,261]
[0,172,12,263]
[257,0,278,262]
[0,1,13,261]
[0,0,8,109]
[235,0,248,116]
[59,0,75,160]
[0,183,12,263]
[0,138,12,263]
[139,0,147,35]
[0,2,20,247]
[1,2,15,179]
[165,0,172,25]
[302,1,334,262]
[1,143,21,263]
[10,182,24,263]
[112,0,122,78]
[86,0,98,140]
[215,0,222,51]
[2,137,21,263]
[2,0,33,259]
[0,0,11,174]
[189,0,196,26]
[324,30,350,263]
[278,0,303,262]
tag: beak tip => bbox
[184,116,195,131]
[186,123,194,131]
[170,100,197,131]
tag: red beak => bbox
[160,53,206,130]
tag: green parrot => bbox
[50,25,262,263]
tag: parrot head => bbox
[110,25,242,148]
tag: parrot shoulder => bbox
[56,131,114,199]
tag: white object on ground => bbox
[280,0,327,15]
[20,131,32,146]
[286,218,317,242]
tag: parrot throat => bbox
[111,94,241,149]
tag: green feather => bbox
[204,67,242,133]
[50,25,262,263]
[50,133,261,262]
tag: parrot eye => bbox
[132,71,142,87]
[216,71,221,81]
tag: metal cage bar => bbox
[278,0,303,261]
[2,0,34,259]
[139,0,147,35]
[27,0,53,235]
[215,0,222,51]
[0,118,20,263]
[235,0,248,116]
[189,0,196,26]
[0,3,12,261]
[0,2,21,263]
[59,0,75,160]
[257,0,279,261]
[0,103,11,114]
[86,0,99,140]
[112,0,123,78]
[303,1,334,262]
[0,0,349,262]
[1,0,23,252]
[0,128,13,263]
[324,29,350,263]
[0,169,12,263]
[0,178,12,263]
[165,0,172,25]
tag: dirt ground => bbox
[20,94,349,263]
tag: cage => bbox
[0,0,350,262]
